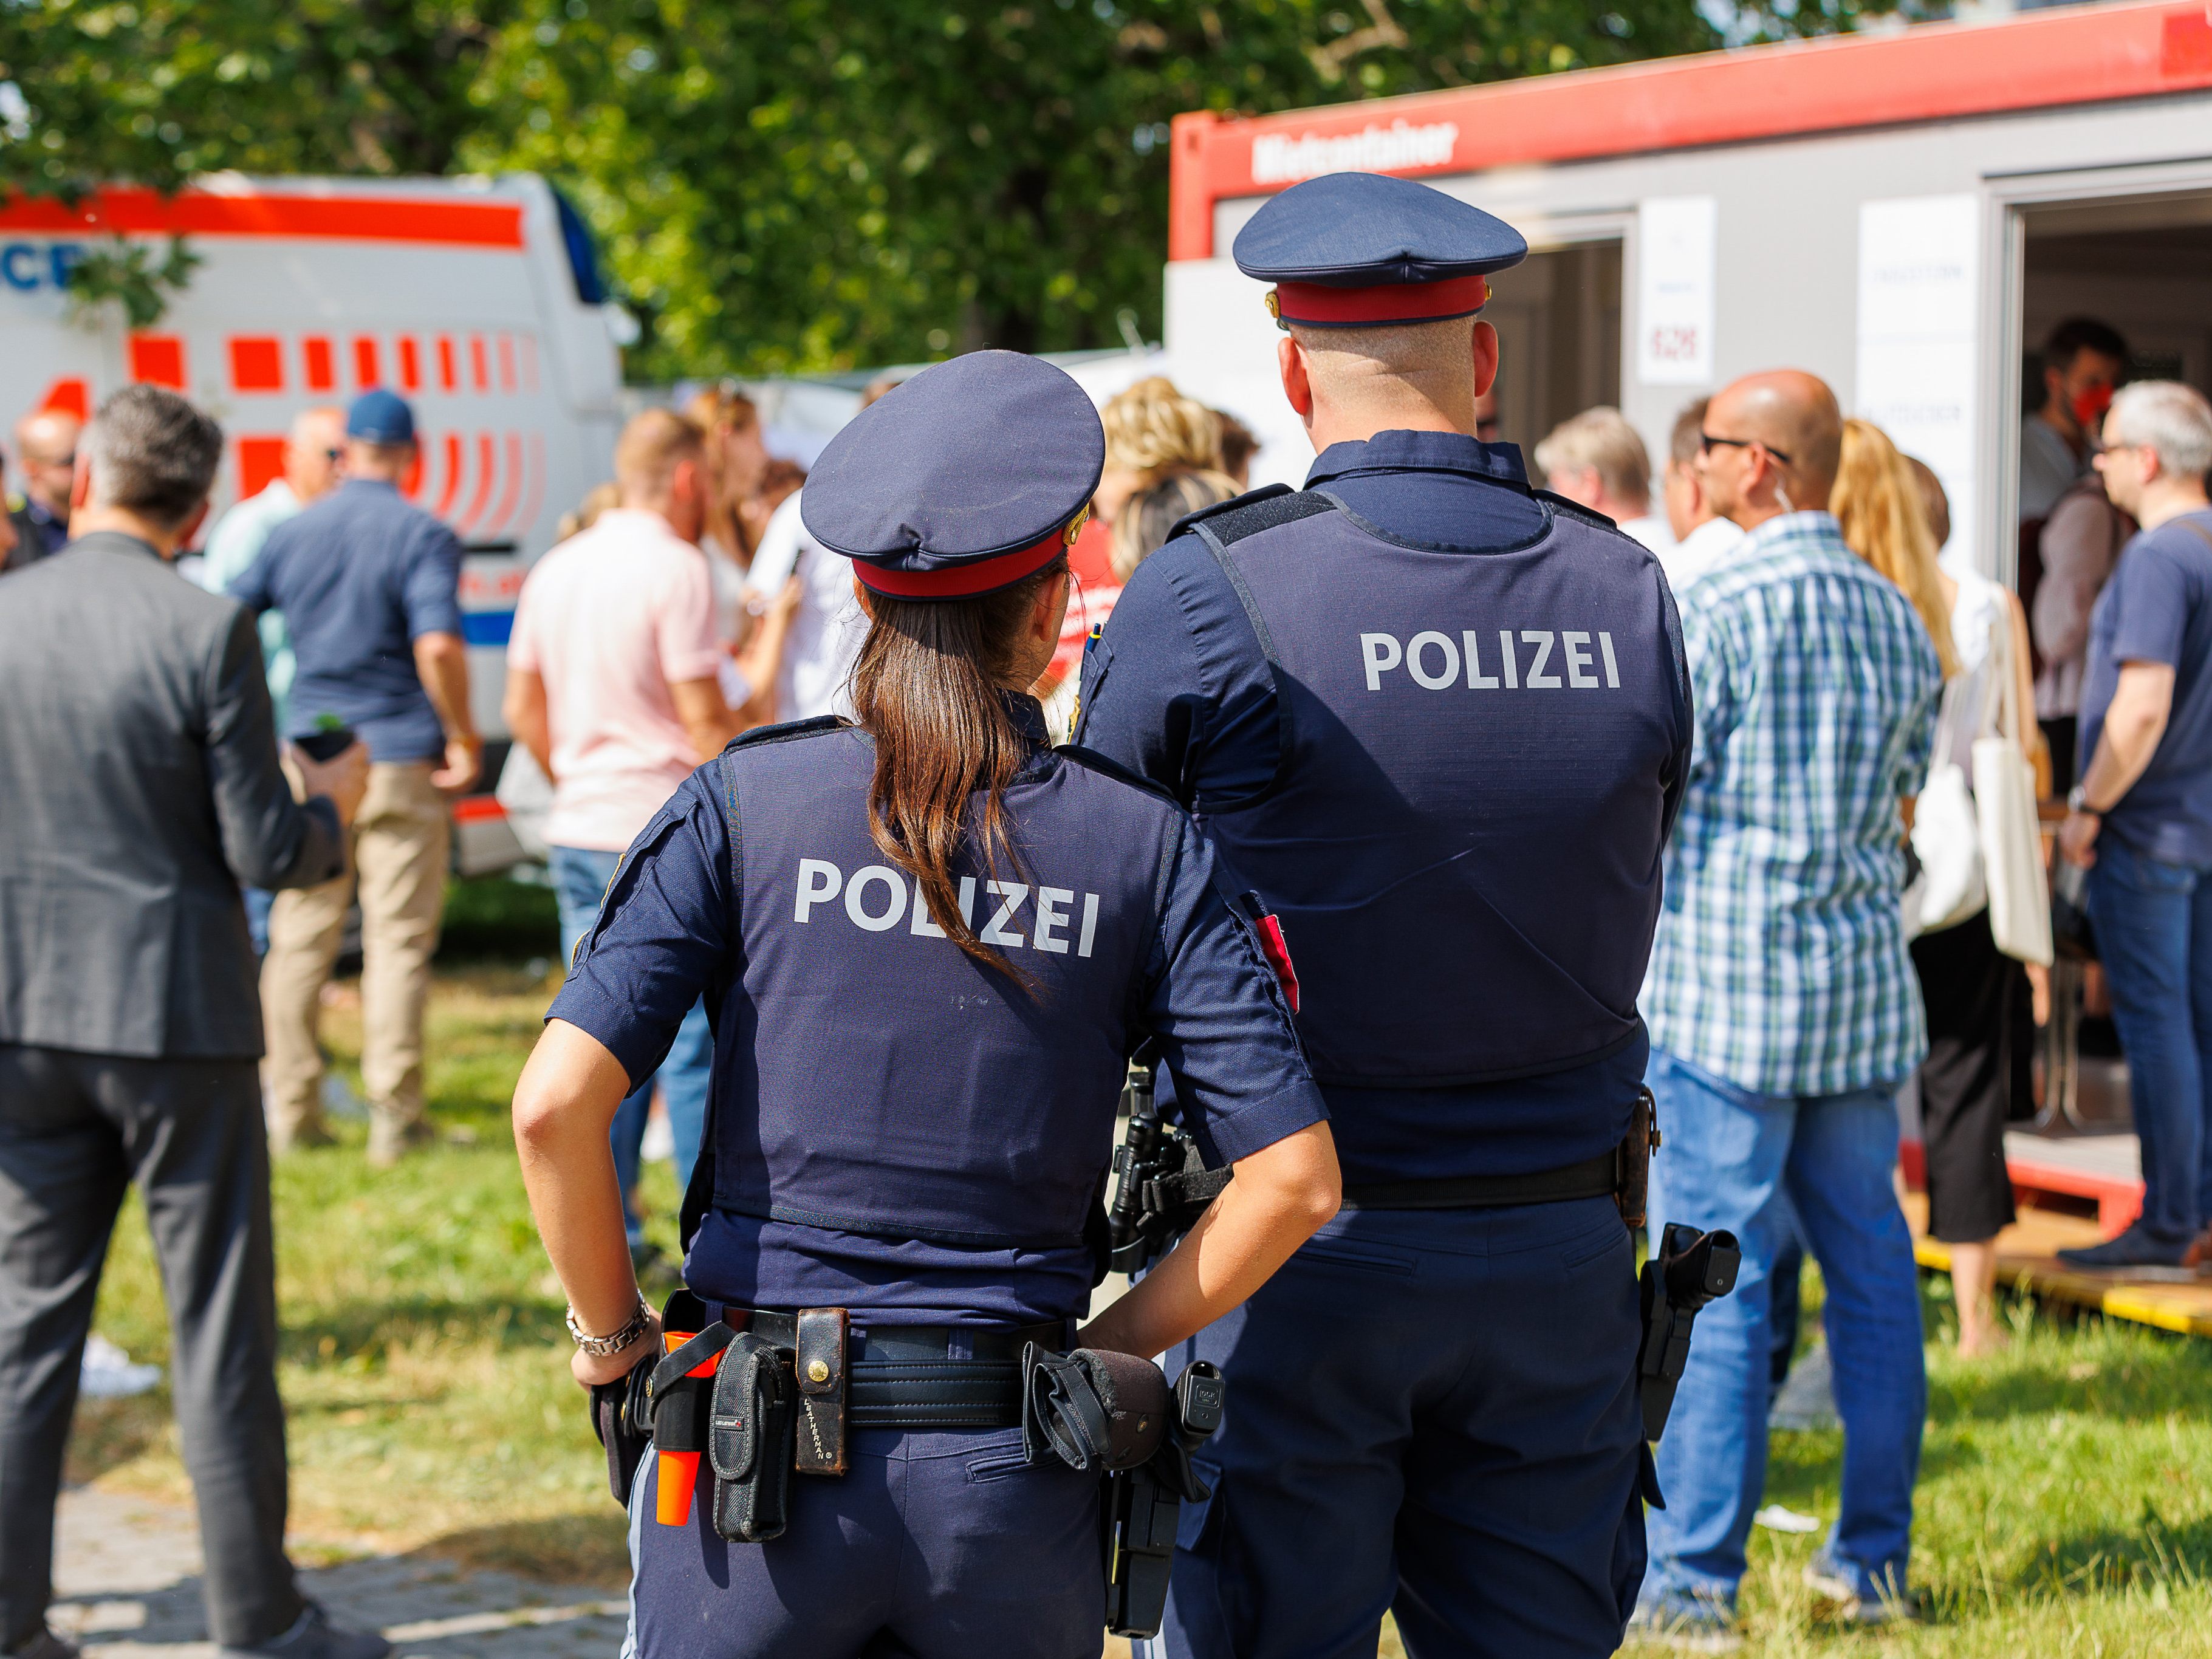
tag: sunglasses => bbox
[1700,431,1793,466]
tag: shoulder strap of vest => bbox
[687,719,852,1252]
[720,714,849,756]
[1176,483,1340,549]
[1530,488,1632,539]
[1181,489,1341,672]
[1054,741,1185,807]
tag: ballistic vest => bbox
[1185,489,1683,1089]
[693,713,1179,1260]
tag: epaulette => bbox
[1055,742,1186,810]
[720,714,849,756]
[1168,484,1339,550]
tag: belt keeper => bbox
[793,1307,849,1475]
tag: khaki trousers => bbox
[261,761,448,1146]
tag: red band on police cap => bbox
[1272,273,1490,327]
[852,521,1072,600]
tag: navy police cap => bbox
[803,351,1103,600]
[1232,171,1527,330]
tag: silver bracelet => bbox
[566,1294,653,1358]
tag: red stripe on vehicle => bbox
[0,187,526,249]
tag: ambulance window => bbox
[550,185,608,307]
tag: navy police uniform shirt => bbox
[1074,430,1692,1184]
[549,696,1324,1327]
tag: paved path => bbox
[51,1489,629,1658]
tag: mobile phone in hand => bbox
[295,725,357,762]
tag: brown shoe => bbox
[366,1115,436,1169]
[2184,1228,2212,1273]
[268,1117,336,1155]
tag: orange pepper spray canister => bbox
[655,1329,723,1525]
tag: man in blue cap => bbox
[231,389,481,1167]
[1075,171,1693,1657]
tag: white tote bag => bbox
[1972,606,2055,966]
[1905,671,1985,940]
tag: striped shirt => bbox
[1643,511,1943,1096]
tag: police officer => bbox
[510,351,1341,1659]
[1073,173,1693,1657]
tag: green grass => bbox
[69,948,2212,1647]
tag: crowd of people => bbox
[2,193,2211,1656]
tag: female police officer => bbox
[510,350,1339,1659]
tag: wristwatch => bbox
[566,1294,654,1358]
[2067,785,2104,816]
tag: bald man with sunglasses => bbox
[1634,371,1943,1646]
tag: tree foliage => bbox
[1,0,1908,377]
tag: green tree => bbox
[2,0,1908,377]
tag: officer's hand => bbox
[571,1307,662,1389]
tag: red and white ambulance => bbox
[0,172,628,869]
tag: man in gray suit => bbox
[0,386,389,1659]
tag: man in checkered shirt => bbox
[1631,371,1943,1651]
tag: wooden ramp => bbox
[1903,1193,2212,1338]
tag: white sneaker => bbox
[80,1334,162,1399]
[1803,1559,1921,1625]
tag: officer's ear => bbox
[1278,334,1315,423]
[1471,320,1500,400]
[1030,568,1071,648]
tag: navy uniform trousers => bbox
[1156,1198,1648,1659]
[626,1425,1104,1659]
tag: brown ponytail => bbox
[848,556,1067,980]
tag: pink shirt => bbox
[508,508,724,852]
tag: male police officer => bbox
[1074,172,1692,1658]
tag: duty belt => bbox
[739,1310,1058,1430]
[1340,1146,1621,1210]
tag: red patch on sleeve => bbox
[1255,913,1299,1014]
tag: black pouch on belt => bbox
[793,1307,849,1475]
[708,1330,796,1543]
[1021,1344,1169,1473]
[646,1323,734,1459]
[588,1356,656,1509]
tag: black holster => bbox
[1104,1052,1230,1277]
[709,1331,796,1543]
[1637,1223,1742,1441]
[1021,1347,1225,1640]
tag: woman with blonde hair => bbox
[1098,375,1223,521]
[1039,378,1232,723]
[685,385,770,566]
[1834,417,2039,1357]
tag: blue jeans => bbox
[242,886,275,957]
[550,846,712,1244]
[1642,1050,1926,1609]
[2087,835,2212,1246]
